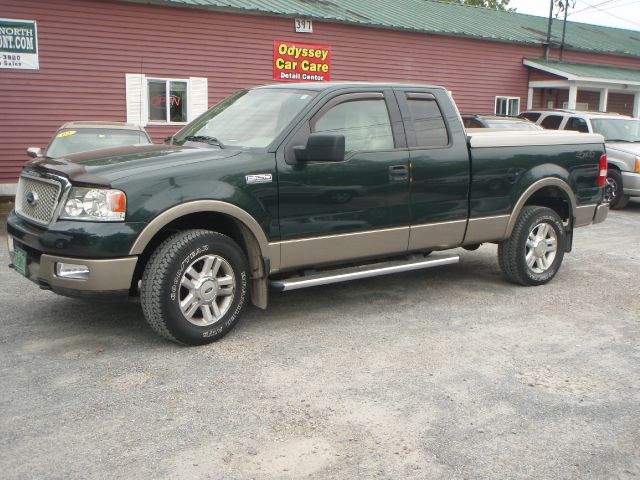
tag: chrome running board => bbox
[269,254,459,292]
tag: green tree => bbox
[443,0,513,11]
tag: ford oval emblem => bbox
[25,191,39,207]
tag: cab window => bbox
[563,117,589,133]
[519,112,541,122]
[313,99,394,152]
[540,115,564,130]
[407,98,448,146]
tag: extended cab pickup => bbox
[7,83,609,345]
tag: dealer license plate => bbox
[13,246,28,277]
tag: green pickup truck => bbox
[7,83,609,345]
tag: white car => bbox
[520,110,640,209]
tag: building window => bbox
[495,96,520,116]
[125,74,208,126]
[562,101,590,111]
[148,79,188,123]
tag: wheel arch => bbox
[606,157,626,172]
[506,178,576,237]
[129,201,274,309]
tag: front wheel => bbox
[498,206,565,286]
[141,229,249,345]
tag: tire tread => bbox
[498,206,563,286]
[141,229,234,344]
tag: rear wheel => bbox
[604,169,630,210]
[498,206,565,286]
[141,229,249,345]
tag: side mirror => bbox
[295,133,345,163]
[26,147,43,158]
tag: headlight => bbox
[60,187,126,221]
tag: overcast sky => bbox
[508,0,640,31]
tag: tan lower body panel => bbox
[593,203,608,224]
[278,226,409,271]
[39,255,138,291]
[408,219,467,251]
[464,215,510,244]
[574,204,597,227]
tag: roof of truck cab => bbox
[255,82,447,91]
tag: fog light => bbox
[55,262,90,280]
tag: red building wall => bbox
[2,0,640,185]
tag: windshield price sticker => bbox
[273,40,331,82]
[56,130,77,138]
[0,19,39,70]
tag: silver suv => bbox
[520,110,640,209]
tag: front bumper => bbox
[621,171,640,196]
[7,235,137,301]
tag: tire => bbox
[141,229,249,345]
[498,206,565,286]
[604,169,630,210]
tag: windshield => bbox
[485,120,541,130]
[46,128,151,157]
[591,118,640,142]
[173,88,317,148]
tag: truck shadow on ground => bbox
[33,249,507,346]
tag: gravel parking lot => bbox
[1,201,639,480]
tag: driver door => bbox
[276,90,411,270]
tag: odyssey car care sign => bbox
[274,40,331,82]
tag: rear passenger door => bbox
[395,89,470,251]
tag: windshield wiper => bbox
[605,138,635,143]
[184,135,225,148]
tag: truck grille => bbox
[15,175,63,225]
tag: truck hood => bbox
[606,142,640,156]
[26,144,241,186]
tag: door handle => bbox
[389,165,409,182]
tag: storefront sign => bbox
[273,40,331,82]
[0,19,39,70]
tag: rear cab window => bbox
[540,115,564,130]
[403,93,449,147]
[563,117,590,133]
[519,112,541,122]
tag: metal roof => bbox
[524,59,640,85]
[125,0,640,58]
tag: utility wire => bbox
[567,0,640,27]
[569,0,639,15]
